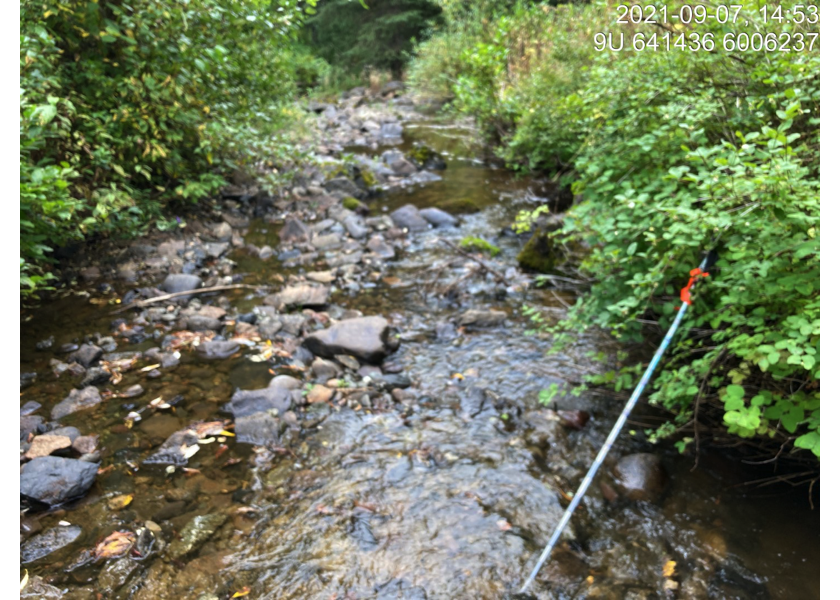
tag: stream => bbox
[20,91,819,599]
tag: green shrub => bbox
[20,0,319,296]
[411,0,820,457]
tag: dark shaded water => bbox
[20,110,818,599]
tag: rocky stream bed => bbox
[20,87,819,599]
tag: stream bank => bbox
[20,87,818,599]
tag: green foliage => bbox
[306,0,443,76]
[460,236,500,257]
[417,0,820,457]
[20,0,319,295]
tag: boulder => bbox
[613,453,668,502]
[366,235,396,259]
[390,204,429,232]
[24,435,72,460]
[419,207,458,228]
[226,384,293,445]
[303,316,398,363]
[343,214,369,239]
[52,386,102,420]
[161,274,202,296]
[325,177,364,199]
[21,456,98,507]
[210,221,233,241]
[21,525,83,563]
[68,343,103,368]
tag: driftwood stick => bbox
[112,284,260,314]
[439,238,510,285]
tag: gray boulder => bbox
[390,204,429,232]
[459,309,507,328]
[52,386,102,420]
[196,340,241,360]
[21,457,98,507]
[419,207,458,228]
[68,343,103,368]
[303,316,398,363]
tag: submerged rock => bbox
[21,456,98,507]
[303,316,398,363]
[613,453,669,502]
[167,513,227,560]
[227,384,294,445]
[52,386,102,420]
[21,525,83,563]
[266,284,330,309]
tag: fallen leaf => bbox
[214,444,229,459]
[231,587,251,598]
[108,494,133,511]
[586,575,594,585]
[452,373,464,381]
[140,364,161,372]
[662,560,677,578]
[182,467,201,476]
[20,570,28,591]
[95,531,136,560]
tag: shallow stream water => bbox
[20,108,819,599]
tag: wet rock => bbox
[52,386,102,419]
[306,384,334,404]
[258,245,274,260]
[21,525,83,563]
[21,456,98,507]
[72,435,99,455]
[326,250,363,267]
[21,400,42,416]
[366,234,396,259]
[358,365,382,378]
[266,284,330,308]
[376,373,412,391]
[196,340,241,360]
[21,372,38,388]
[24,434,72,460]
[210,221,233,241]
[613,453,668,502]
[80,366,111,387]
[390,204,429,231]
[312,357,342,380]
[391,157,417,176]
[380,122,403,139]
[122,384,145,398]
[419,207,458,228]
[227,384,294,445]
[459,309,507,328]
[304,316,398,363]
[60,342,80,353]
[187,315,225,331]
[279,217,311,243]
[144,429,200,466]
[343,213,369,239]
[325,176,364,199]
[68,343,103,368]
[153,501,188,522]
[20,576,64,599]
[167,513,227,560]
[557,410,590,430]
[409,171,443,184]
[162,273,202,295]
[98,556,140,595]
[50,426,81,442]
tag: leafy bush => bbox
[20,0,319,295]
[411,0,820,457]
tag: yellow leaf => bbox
[232,587,251,598]
[20,570,28,591]
[662,560,677,578]
[217,430,235,437]
[585,575,594,585]
[108,494,133,510]
[452,373,464,380]
[203,106,210,114]
[43,10,53,17]
[95,531,136,560]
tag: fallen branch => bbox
[112,284,260,314]
[439,238,510,285]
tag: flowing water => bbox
[20,108,819,599]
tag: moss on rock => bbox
[343,197,361,211]
[517,226,563,272]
